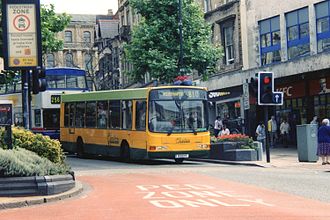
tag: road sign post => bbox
[2,0,43,130]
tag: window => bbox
[259,16,281,65]
[75,102,85,128]
[69,103,75,127]
[97,101,108,128]
[121,100,132,130]
[221,20,235,65]
[286,7,310,59]
[47,54,55,67]
[65,53,74,67]
[224,26,234,65]
[316,1,330,52]
[86,102,96,127]
[135,100,146,131]
[83,31,91,43]
[43,109,60,129]
[84,53,92,71]
[34,109,41,127]
[204,0,210,13]
[109,100,120,129]
[65,31,72,43]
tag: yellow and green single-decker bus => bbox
[60,86,210,163]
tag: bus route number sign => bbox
[51,95,61,104]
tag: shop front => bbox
[207,86,244,134]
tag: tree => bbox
[125,0,222,83]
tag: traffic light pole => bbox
[22,70,30,130]
[264,106,270,163]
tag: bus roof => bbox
[61,86,207,102]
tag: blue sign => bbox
[272,92,283,105]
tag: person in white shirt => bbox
[214,116,223,137]
[220,124,230,136]
[280,119,290,148]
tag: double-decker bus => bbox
[0,68,88,139]
[60,86,210,163]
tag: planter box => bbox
[210,142,258,161]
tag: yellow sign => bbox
[7,4,38,67]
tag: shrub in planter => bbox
[0,148,70,177]
[211,134,256,149]
[0,127,64,163]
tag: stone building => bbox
[200,0,330,142]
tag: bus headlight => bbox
[197,144,209,149]
[149,146,168,151]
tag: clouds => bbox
[40,0,118,15]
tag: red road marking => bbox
[0,172,329,220]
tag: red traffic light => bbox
[263,76,271,84]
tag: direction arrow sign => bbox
[272,92,283,105]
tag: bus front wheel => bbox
[120,142,130,162]
[76,138,85,158]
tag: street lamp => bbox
[178,0,183,74]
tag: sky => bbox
[40,0,118,15]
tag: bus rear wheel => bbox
[174,158,184,164]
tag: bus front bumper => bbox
[147,150,209,160]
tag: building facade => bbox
[201,0,330,142]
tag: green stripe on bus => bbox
[61,88,149,102]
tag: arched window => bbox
[47,54,55,67]
[65,31,72,43]
[84,53,92,71]
[83,31,91,43]
[65,53,74,67]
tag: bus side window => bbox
[69,103,75,127]
[75,102,85,128]
[135,100,146,131]
[121,100,132,130]
[86,101,96,128]
[64,103,70,127]
[109,100,120,129]
[97,101,108,128]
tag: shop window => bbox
[86,102,96,128]
[286,7,310,59]
[259,16,281,65]
[316,1,330,52]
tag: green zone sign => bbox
[2,0,42,70]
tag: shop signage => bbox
[2,0,42,70]
[207,86,242,102]
[0,104,12,126]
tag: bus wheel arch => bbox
[76,137,85,158]
[120,140,130,162]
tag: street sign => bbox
[272,92,283,105]
[2,0,42,70]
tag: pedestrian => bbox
[256,121,266,152]
[317,118,330,165]
[268,116,278,147]
[280,118,290,148]
[220,124,230,136]
[214,116,223,138]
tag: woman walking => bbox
[317,118,330,165]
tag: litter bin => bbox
[296,124,318,162]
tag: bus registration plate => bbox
[175,154,189,159]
